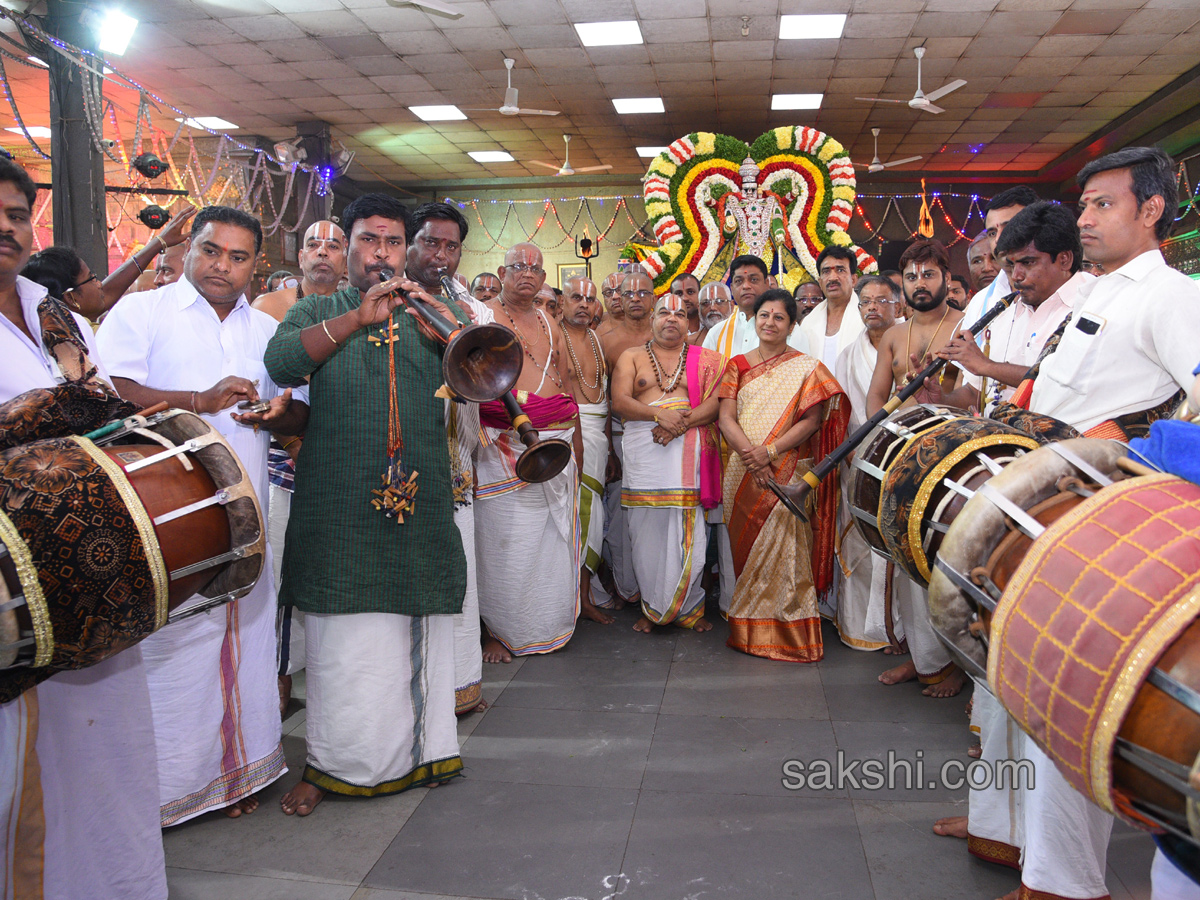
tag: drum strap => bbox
[37,297,114,393]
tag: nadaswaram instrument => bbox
[499,390,573,484]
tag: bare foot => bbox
[482,637,512,664]
[632,615,654,633]
[224,795,259,818]
[688,617,714,633]
[933,816,968,839]
[878,660,918,685]
[280,780,325,817]
[969,743,982,759]
[580,598,615,625]
[883,639,909,656]
[923,666,967,698]
[456,698,488,716]
[278,674,292,718]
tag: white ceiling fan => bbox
[855,47,966,115]
[529,135,613,176]
[856,128,922,173]
[383,0,463,19]
[461,58,560,117]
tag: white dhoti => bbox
[578,401,609,575]
[834,469,901,651]
[475,423,580,655]
[602,430,640,603]
[1152,848,1200,900]
[447,395,483,714]
[1020,735,1113,899]
[1,650,168,899]
[967,685,1024,869]
[892,574,955,684]
[144,565,286,826]
[621,404,707,628]
[270,482,305,676]
[304,612,462,793]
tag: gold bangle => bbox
[321,320,338,346]
[282,437,300,450]
[155,236,168,255]
[767,443,779,462]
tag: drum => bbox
[926,437,1127,677]
[930,438,1200,849]
[0,409,265,702]
[849,405,961,556]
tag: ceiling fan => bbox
[856,128,922,173]
[384,0,463,19]
[855,47,966,115]
[529,135,613,177]
[461,58,560,117]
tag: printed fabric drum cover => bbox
[988,474,1200,819]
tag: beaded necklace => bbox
[646,339,687,393]
[560,321,606,404]
[498,297,563,390]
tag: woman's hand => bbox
[739,445,771,471]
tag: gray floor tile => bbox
[1105,820,1156,900]
[852,799,1019,900]
[166,868,358,899]
[821,680,974,726]
[670,614,737,664]
[621,790,873,899]
[350,890,492,900]
[455,704,489,741]
[660,659,828,719]
[566,608,679,661]
[364,779,637,900]
[460,705,655,789]
[285,708,307,737]
[830,721,973,802]
[162,734,426,885]
[642,714,845,798]
[493,654,670,714]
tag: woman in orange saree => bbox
[717,289,849,662]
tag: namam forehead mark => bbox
[566,276,596,298]
[698,283,731,301]
[655,294,687,315]
[305,220,344,244]
[505,242,542,265]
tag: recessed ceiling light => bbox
[575,20,643,47]
[409,105,467,121]
[92,9,138,56]
[771,93,823,110]
[6,126,52,138]
[469,150,514,163]
[613,97,664,115]
[175,116,239,130]
[636,146,668,157]
[779,14,846,40]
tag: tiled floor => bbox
[163,610,1156,900]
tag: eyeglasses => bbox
[66,272,99,293]
[858,297,897,308]
[622,290,654,300]
[601,288,617,297]
[505,262,544,275]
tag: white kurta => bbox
[0,276,167,899]
[962,270,1087,409]
[796,294,865,363]
[97,277,298,824]
[1030,250,1200,432]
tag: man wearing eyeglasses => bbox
[833,275,904,655]
[595,271,624,339]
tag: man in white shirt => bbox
[934,201,1090,412]
[703,255,803,358]
[797,245,865,369]
[97,206,309,826]
[958,186,1039,331]
[1013,147,1199,900]
[0,158,168,899]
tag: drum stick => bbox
[138,402,169,417]
[769,291,1020,520]
[1116,457,1160,478]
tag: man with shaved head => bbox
[471,271,500,303]
[254,220,345,323]
[595,271,624,338]
[476,242,583,664]
[611,293,727,634]
[695,281,733,346]
[598,268,657,607]
[559,275,617,625]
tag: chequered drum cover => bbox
[988,474,1200,817]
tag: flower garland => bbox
[633,126,877,294]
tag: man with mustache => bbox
[405,201,492,715]
[611,294,725,634]
[694,281,733,347]
[253,219,346,712]
[832,275,904,654]
[793,281,823,323]
[797,246,865,371]
[99,205,310,827]
[958,186,1038,332]
[0,157,170,900]
[947,275,970,311]
[265,193,467,816]
[598,269,659,608]
[475,242,582,664]
[595,271,624,339]
[470,271,500,303]
[669,272,702,341]
[559,275,617,625]
[865,238,966,701]
[703,255,795,358]
[966,231,998,293]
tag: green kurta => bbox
[264,287,467,616]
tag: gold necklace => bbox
[560,321,605,404]
[904,303,952,381]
